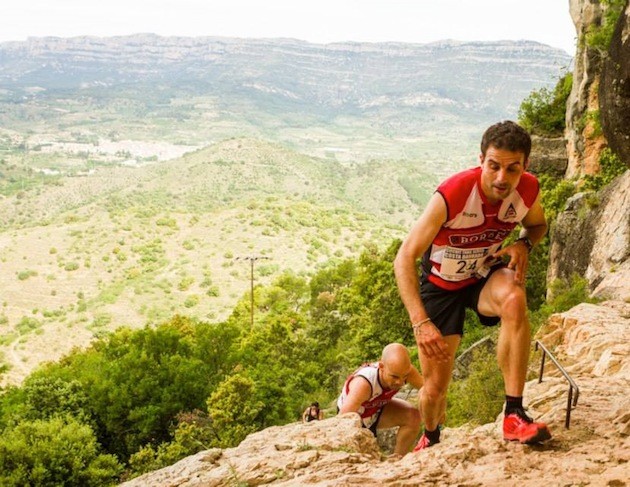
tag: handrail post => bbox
[535,340,579,429]
[566,386,573,429]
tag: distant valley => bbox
[0,35,571,383]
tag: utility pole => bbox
[235,256,270,329]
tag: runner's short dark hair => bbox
[480,120,531,160]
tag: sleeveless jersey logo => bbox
[449,228,512,245]
[503,203,517,220]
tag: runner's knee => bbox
[422,381,448,402]
[499,286,527,321]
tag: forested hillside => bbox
[0,136,446,386]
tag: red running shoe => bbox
[503,409,552,444]
[412,433,438,452]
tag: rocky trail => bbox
[122,300,629,487]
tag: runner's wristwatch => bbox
[516,236,533,253]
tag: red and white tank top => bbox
[422,166,539,291]
[337,362,398,428]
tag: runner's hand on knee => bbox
[492,245,528,285]
[414,322,449,362]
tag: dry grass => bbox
[0,138,424,385]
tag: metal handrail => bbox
[535,340,580,429]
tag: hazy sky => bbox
[2,0,577,55]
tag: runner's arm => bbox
[519,192,547,246]
[394,193,449,361]
[338,378,372,415]
[407,365,424,390]
[394,192,446,326]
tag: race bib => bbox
[437,244,501,281]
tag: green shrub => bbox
[540,175,577,224]
[447,347,504,426]
[128,411,217,478]
[585,0,626,53]
[530,274,598,333]
[0,417,122,486]
[576,110,603,138]
[155,216,178,229]
[178,276,195,291]
[518,73,573,136]
[206,374,264,447]
[17,270,38,281]
[582,148,627,191]
[523,175,578,310]
[16,317,41,335]
[206,286,220,297]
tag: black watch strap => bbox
[516,236,533,253]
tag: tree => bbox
[128,410,219,477]
[0,417,121,486]
[518,73,573,136]
[206,374,264,447]
[14,316,241,460]
[337,241,411,363]
[16,376,92,425]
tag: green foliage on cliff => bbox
[585,0,627,53]
[518,73,573,136]
[582,148,627,191]
[523,174,578,310]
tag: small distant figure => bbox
[337,343,424,457]
[302,401,324,423]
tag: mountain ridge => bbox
[0,35,570,161]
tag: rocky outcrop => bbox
[566,0,608,178]
[551,0,629,299]
[600,1,630,167]
[548,170,630,300]
[121,301,630,487]
[529,135,569,177]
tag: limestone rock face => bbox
[566,0,607,178]
[534,301,630,436]
[528,135,568,177]
[121,301,630,487]
[551,0,630,302]
[548,170,630,301]
[600,1,630,167]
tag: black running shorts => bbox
[420,265,504,336]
